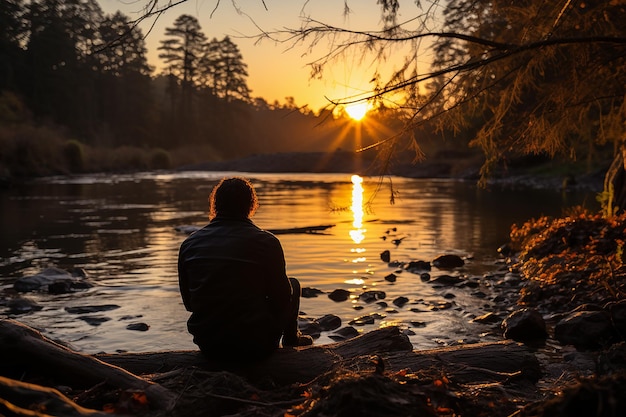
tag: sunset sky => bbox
[100,0,439,112]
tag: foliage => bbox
[260,1,625,186]
[429,0,626,182]
[2,0,392,175]
[509,210,626,310]
[62,139,84,173]
[150,148,171,170]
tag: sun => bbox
[344,102,369,121]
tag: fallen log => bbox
[96,325,413,384]
[269,224,335,234]
[0,319,175,411]
[95,327,541,385]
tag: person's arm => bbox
[178,244,192,312]
[264,236,292,318]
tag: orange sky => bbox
[100,0,439,113]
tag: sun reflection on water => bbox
[349,175,366,245]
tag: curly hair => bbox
[209,177,259,219]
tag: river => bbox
[0,171,598,353]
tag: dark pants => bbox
[283,277,302,343]
[198,276,302,363]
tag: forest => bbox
[0,0,624,188]
[1,0,433,180]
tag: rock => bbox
[392,296,409,307]
[472,312,501,324]
[609,299,626,338]
[349,313,385,326]
[410,321,427,328]
[502,308,548,343]
[428,301,453,311]
[328,289,350,302]
[428,274,463,286]
[497,243,514,257]
[317,314,341,331]
[358,290,386,303]
[126,323,150,331]
[65,305,120,314]
[13,267,91,293]
[555,310,616,349]
[302,287,324,298]
[299,318,322,339]
[432,254,465,269]
[328,326,360,341]
[458,279,480,288]
[384,273,397,282]
[175,225,201,234]
[420,272,431,281]
[78,316,110,326]
[405,260,431,273]
[380,250,391,263]
[7,297,43,314]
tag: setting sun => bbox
[345,102,369,121]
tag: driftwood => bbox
[177,224,335,235]
[0,319,175,411]
[0,376,114,417]
[269,224,335,234]
[95,326,541,385]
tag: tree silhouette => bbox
[98,11,155,146]
[158,14,207,123]
[241,0,625,208]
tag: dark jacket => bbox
[178,216,292,360]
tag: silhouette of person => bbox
[178,177,312,363]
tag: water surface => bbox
[0,172,597,353]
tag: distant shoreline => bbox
[179,150,605,192]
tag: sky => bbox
[99,0,440,113]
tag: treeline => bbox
[0,0,409,178]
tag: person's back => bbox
[178,177,311,363]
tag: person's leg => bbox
[282,277,313,346]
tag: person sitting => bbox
[178,177,312,364]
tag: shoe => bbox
[283,333,314,347]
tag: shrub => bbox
[150,148,171,170]
[62,140,84,173]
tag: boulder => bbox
[555,310,616,349]
[502,308,548,343]
[358,290,386,303]
[609,299,626,338]
[392,296,409,307]
[7,297,43,314]
[317,314,341,331]
[428,274,463,286]
[302,287,324,298]
[328,289,350,302]
[405,260,431,273]
[298,318,322,339]
[432,254,465,269]
[384,273,397,282]
[13,267,90,293]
